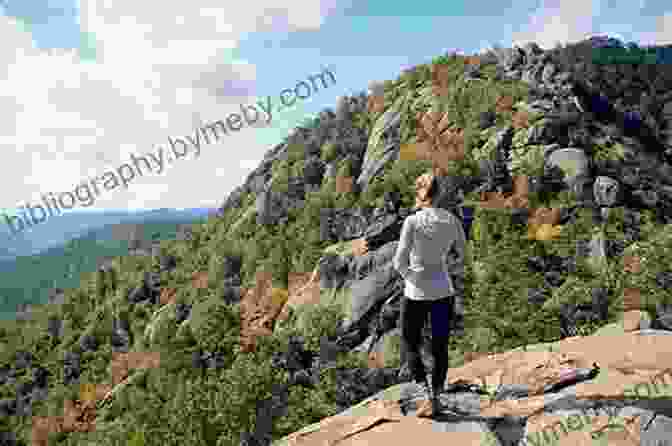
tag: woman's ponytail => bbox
[415,171,439,207]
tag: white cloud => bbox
[0,0,336,214]
[636,13,672,45]
[239,159,262,170]
[655,14,672,42]
[511,0,672,49]
[510,0,601,49]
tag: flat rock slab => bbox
[274,329,672,446]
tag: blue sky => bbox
[0,0,670,219]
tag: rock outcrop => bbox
[274,330,672,446]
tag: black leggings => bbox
[400,295,454,391]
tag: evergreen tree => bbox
[266,236,291,289]
[96,269,107,299]
[108,267,118,292]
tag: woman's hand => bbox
[454,297,465,316]
[452,314,465,336]
[453,294,465,336]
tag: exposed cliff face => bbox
[232,35,672,361]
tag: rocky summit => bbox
[2,36,672,446]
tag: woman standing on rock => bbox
[393,171,467,416]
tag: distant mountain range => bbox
[0,207,216,319]
[0,207,217,261]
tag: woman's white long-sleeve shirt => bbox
[392,207,466,300]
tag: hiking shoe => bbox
[399,380,427,404]
[418,380,441,401]
[415,385,442,418]
[431,395,442,416]
[418,379,434,401]
[430,385,443,415]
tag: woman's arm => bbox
[446,215,467,281]
[446,214,467,317]
[393,217,414,281]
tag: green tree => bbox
[321,142,339,163]
[296,301,345,351]
[108,267,118,293]
[264,236,291,289]
[189,296,241,357]
[128,430,146,446]
[96,269,107,299]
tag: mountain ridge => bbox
[0,209,212,320]
[0,208,215,261]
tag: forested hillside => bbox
[0,221,196,320]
